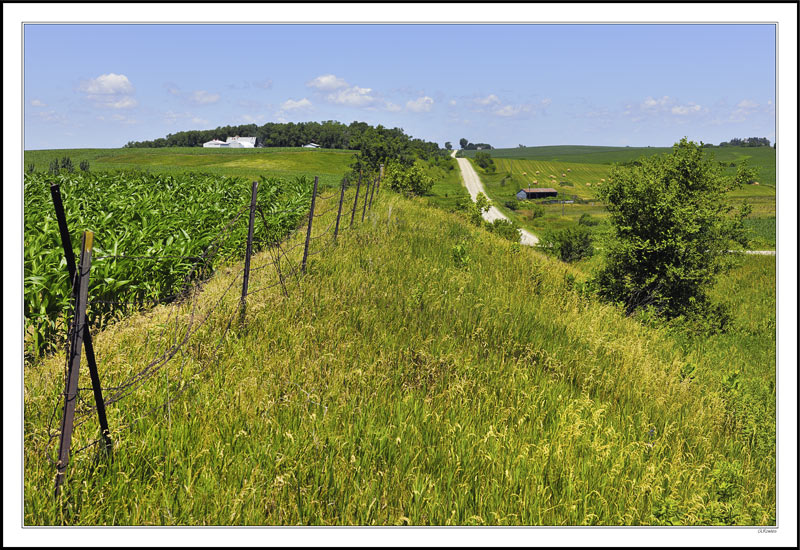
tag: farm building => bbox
[516,188,558,200]
[303,142,321,148]
[203,136,257,148]
[202,139,227,148]
[225,136,256,148]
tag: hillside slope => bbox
[24,192,774,526]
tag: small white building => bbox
[225,136,257,148]
[203,139,227,148]
[302,142,321,148]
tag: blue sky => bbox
[24,24,776,150]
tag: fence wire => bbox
[33,178,382,478]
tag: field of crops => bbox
[23,147,355,189]
[462,145,776,249]
[23,170,313,358]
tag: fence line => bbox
[36,169,384,496]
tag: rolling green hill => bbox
[24,191,775,526]
[24,147,357,189]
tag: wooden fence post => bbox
[377,164,384,195]
[241,180,259,315]
[302,176,318,273]
[55,231,94,497]
[50,185,112,453]
[334,177,346,241]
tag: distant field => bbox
[462,145,776,249]
[23,147,356,189]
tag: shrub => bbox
[528,204,545,221]
[504,200,518,211]
[384,160,434,196]
[49,159,60,175]
[538,226,594,263]
[487,218,521,243]
[79,160,90,172]
[578,213,599,226]
[595,138,753,318]
[60,156,74,173]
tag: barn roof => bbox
[521,188,557,193]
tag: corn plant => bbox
[24,170,313,359]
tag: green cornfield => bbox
[23,170,313,359]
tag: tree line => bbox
[123,120,442,158]
[717,137,771,147]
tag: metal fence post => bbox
[55,231,94,497]
[50,184,112,452]
[334,177,346,241]
[349,171,361,229]
[302,176,318,273]
[361,177,370,223]
[241,180,259,314]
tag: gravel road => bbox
[452,150,539,246]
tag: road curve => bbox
[452,150,539,246]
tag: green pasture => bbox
[24,147,356,189]
[461,145,775,249]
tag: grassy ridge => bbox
[24,192,774,525]
[24,147,356,189]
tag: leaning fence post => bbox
[50,184,112,452]
[55,231,94,497]
[334,177,346,241]
[377,164,384,195]
[361,177,370,222]
[241,180,259,315]
[350,170,362,229]
[302,176,318,273]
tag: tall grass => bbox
[24,193,774,525]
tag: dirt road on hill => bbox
[452,150,539,246]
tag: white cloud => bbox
[671,103,702,115]
[306,74,349,91]
[30,99,46,107]
[642,95,671,110]
[79,73,134,95]
[494,104,532,117]
[475,94,501,106]
[103,96,138,109]
[191,117,209,125]
[406,96,434,113]
[326,85,377,107]
[280,98,313,111]
[386,102,403,112]
[37,110,68,123]
[737,99,759,109]
[189,90,220,105]
[80,73,137,109]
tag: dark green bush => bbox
[538,226,594,263]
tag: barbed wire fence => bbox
[34,166,384,497]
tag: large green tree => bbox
[595,138,753,320]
